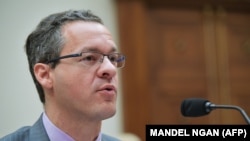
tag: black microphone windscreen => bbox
[181,98,210,117]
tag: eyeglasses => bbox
[46,52,125,68]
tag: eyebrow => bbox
[81,46,118,53]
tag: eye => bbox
[81,53,99,63]
[109,54,118,62]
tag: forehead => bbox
[62,21,113,42]
[61,21,116,53]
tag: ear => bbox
[34,63,53,89]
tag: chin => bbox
[102,106,116,120]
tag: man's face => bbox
[50,21,118,121]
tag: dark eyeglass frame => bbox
[46,51,125,68]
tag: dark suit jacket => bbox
[0,115,120,141]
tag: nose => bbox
[97,57,117,79]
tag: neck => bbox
[44,108,102,141]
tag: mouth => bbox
[97,85,117,100]
[103,87,113,91]
[99,84,116,92]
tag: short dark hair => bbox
[24,9,103,104]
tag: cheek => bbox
[113,75,119,85]
[74,76,94,94]
[53,72,95,107]
[53,67,94,95]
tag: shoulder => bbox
[0,126,31,141]
[0,114,48,141]
[102,134,121,141]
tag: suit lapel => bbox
[29,114,50,141]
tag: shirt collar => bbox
[42,112,102,141]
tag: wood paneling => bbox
[116,0,250,140]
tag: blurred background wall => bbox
[116,1,250,140]
[0,0,123,138]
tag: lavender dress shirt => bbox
[42,112,102,141]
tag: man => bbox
[0,9,125,141]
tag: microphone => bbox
[181,98,250,124]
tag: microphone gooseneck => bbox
[181,98,250,124]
